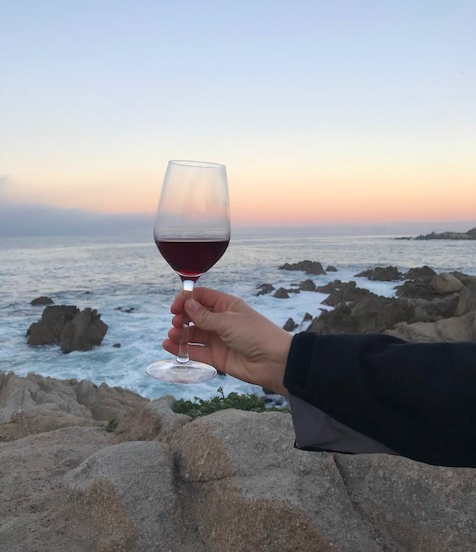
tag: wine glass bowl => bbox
[146,160,230,384]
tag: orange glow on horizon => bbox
[6,164,476,226]
[40,183,476,227]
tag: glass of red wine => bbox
[146,160,230,384]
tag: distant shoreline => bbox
[396,228,476,241]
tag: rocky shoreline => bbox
[2,261,476,551]
[262,263,476,343]
[396,227,476,240]
[2,369,476,552]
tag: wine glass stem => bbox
[176,279,194,363]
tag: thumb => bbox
[185,298,222,332]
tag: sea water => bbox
[1,228,475,400]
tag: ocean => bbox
[1,228,475,401]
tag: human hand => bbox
[163,287,291,396]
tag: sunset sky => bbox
[1,0,475,233]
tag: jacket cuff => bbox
[289,394,395,455]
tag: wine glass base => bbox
[146,360,217,384]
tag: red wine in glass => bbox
[146,160,230,384]
[156,239,229,282]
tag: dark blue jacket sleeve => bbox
[283,332,476,467]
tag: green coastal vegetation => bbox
[172,387,288,418]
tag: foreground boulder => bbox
[64,440,181,551]
[1,371,476,552]
[0,370,147,439]
[0,427,112,551]
[27,304,108,353]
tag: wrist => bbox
[266,330,292,396]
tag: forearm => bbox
[284,332,476,467]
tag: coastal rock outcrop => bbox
[299,278,317,291]
[308,269,476,341]
[415,227,476,240]
[30,295,54,305]
[27,304,108,353]
[0,370,147,439]
[431,272,464,294]
[316,280,376,307]
[283,317,298,331]
[403,266,436,280]
[273,287,290,298]
[1,371,476,552]
[279,259,326,275]
[256,283,275,296]
[355,265,402,281]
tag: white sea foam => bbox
[1,230,475,400]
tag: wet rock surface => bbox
[27,305,108,353]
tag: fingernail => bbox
[187,298,200,313]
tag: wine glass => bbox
[146,160,230,384]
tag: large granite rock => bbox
[27,304,108,353]
[1,373,475,552]
[0,427,112,551]
[386,310,476,343]
[64,440,182,552]
[0,370,147,439]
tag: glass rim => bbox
[168,160,225,169]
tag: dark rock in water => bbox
[273,287,290,299]
[316,280,376,307]
[27,305,108,353]
[315,279,344,293]
[279,260,326,275]
[115,307,136,313]
[113,343,122,348]
[402,266,436,281]
[326,265,338,272]
[283,318,297,331]
[27,305,79,346]
[30,296,54,306]
[256,283,275,296]
[355,266,402,281]
[299,279,316,291]
[302,312,313,323]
